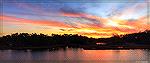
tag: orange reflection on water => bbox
[81,50,133,60]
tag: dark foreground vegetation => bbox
[0,30,150,50]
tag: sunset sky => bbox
[1,0,150,38]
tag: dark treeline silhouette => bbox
[0,30,150,50]
[0,33,94,50]
[96,30,150,46]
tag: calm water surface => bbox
[0,48,150,63]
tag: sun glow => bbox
[76,29,97,33]
[106,20,119,27]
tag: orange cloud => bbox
[58,27,131,38]
[123,16,150,32]
[1,15,72,28]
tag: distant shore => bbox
[0,45,150,50]
[82,45,150,50]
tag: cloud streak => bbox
[1,15,72,28]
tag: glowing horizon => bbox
[1,0,150,38]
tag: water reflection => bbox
[0,49,149,63]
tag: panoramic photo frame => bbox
[0,0,150,63]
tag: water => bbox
[0,48,150,63]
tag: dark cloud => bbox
[80,17,101,25]
[127,19,137,21]
[60,5,85,14]
[60,29,66,31]
[59,29,74,31]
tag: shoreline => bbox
[0,45,150,50]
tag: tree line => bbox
[0,30,150,49]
